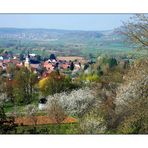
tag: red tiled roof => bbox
[61,63,69,69]
[15,115,77,125]
[44,62,54,70]
[3,60,10,63]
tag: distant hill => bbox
[0,28,103,40]
[0,28,136,57]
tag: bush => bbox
[39,71,78,96]
[47,99,67,124]
[115,59,148,134]
[0,105,17,134]
[79,110,106,134]
[47,87,95,117]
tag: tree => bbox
[0,105,17,134]
[47,87,95,117]
[4,79,14,103]
[0,49,4,54]
[49,54,56,60]
[79,109,106,134]
[108,58,117,69]
[19,53,25,61]
[0,76,7,103]
[47,98,67,124]
[70,62,74,71]
[38,77,48,95]
[25,105,38,133]
[26,105,38,126]
[13,67,38,105]
[120,14,148,50]
[39,71,77,96]
[88,53,95,61]
[115,59,148,133]
[111,14,148,134]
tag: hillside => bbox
[0,28,137,57]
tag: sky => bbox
[0,14,132,31]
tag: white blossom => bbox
[47,87,95,116]
[79,112,106,134]
[115,59,148,108]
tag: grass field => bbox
[16,123,80,134]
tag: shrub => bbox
[115,59,148,133]
[47,99,67,124]
[79,110,106,134]
[47,87,95,117]
[39,71,78,96]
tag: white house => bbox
[0,56,3,60]
[38,98,47,110]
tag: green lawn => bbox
[16,123,80,134]
[3,100,47,116]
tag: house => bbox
[23,51,43,73]
[74,63,81,70]
[60,63,70,70]
[38,98,47,110]
[0,56,3,60]
[43,60,54,71]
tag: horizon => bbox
[0,26,115,32]
[0,14,132,31]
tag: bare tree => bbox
[47,98,67,124]
[120,14,148,50]
[26,105,38,126]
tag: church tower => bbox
[24,51,31,70]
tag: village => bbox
[0,50,88,81]
[0,14,147,135]
[0,49,133,113]
[0,49,133,82]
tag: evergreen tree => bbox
[70,62,74,71]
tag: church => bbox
[24,51,31,70]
